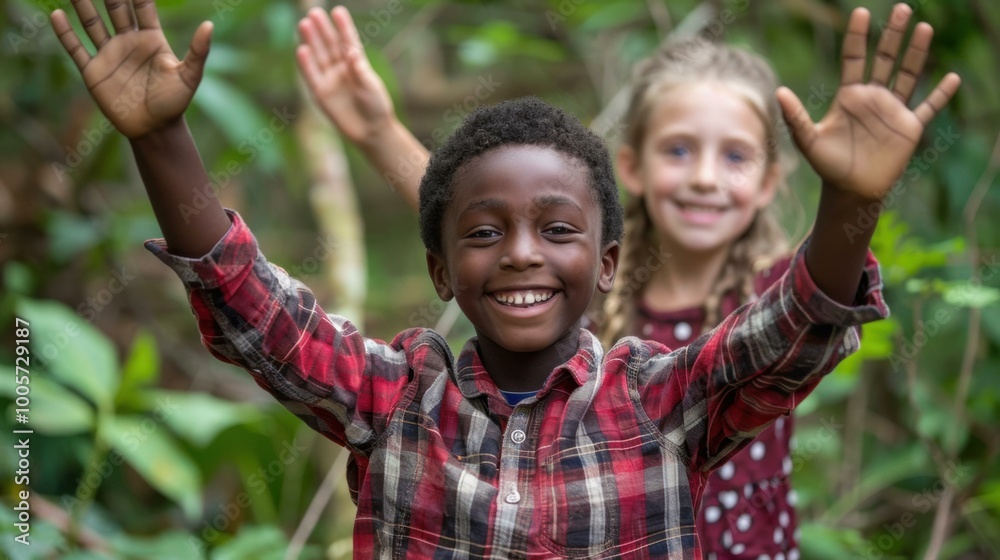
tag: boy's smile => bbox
[427,145,618,386]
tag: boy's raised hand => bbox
[51,0,212,140]
[777,3,960,201]
[297,6,395,146]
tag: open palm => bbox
[297,7,394,144]
[777,4,960,201]
[51,0,212,140]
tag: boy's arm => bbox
[51,0,230,258]
[777,3,960,304]
[297,7,428,210]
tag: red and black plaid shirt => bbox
[146,210,887,559]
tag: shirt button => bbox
[510,429,526,444]
[674,321,692,341]
[504,491,521,504]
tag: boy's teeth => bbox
[493,290,553,306]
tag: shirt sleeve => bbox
[144,209,422,457]
[633,237,888,472]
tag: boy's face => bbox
[427,145,619,353]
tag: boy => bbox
[50,1,957,557]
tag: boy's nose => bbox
[499,231,544,270]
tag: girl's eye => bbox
[667,145,689,157]
[726,151,748,163]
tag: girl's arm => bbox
[297,7,428,210]
[51,0,230,258]
[777,3,960,304]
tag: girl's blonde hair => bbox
[599,37,794,349]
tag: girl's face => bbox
[427,145,619,353]
[619,82,778,256]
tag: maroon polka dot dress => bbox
[635,258,800,559]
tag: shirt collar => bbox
[454,328,602,405]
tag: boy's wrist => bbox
[128,118,190,151]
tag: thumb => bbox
[776,86,816,155]
[180,21,213,90]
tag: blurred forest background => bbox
[1,0,998,558]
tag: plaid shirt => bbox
[146,210,888,559]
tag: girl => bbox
[603,38,801,558]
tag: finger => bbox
[892,22,931,103]
[133,0,162,30]
[333,6,365,64]
[299,18,330,68]
[311,7,341,62]
[914,72,961,126]
[71,0,112,49]
[841,8,869,85]
[776,86,817,154]
[296,44,324,94]
[179,21,213,91]
[105,0,136,33]
[870,3,912,86]
[51,9,92,70]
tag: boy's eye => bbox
[545,224,577,236]
[468,228,501,239]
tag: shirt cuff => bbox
[143,209,258,290]
[787,236,890,327]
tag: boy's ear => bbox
[757,162,781,209]
[597,241,620,294]
[426,250,454,301]
[617,145,644,197]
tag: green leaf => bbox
[942,283,1000,308]
[210,525,290,560]
[0,371,94,435]
[100,415,202,520]
[17,299,119,411]
[192,75,280,172]
[149,390,261,447]
[44,210,105,263]
[3,261,34,295]
[118,329,160,403]
[111,530,206,560]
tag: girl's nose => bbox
[691,153,719,192]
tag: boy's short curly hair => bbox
[418,97,624,255]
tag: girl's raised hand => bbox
[777,3,960,201]
[297,6,395,146]
[51,0,212,140]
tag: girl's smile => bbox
[619,82,778,258]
